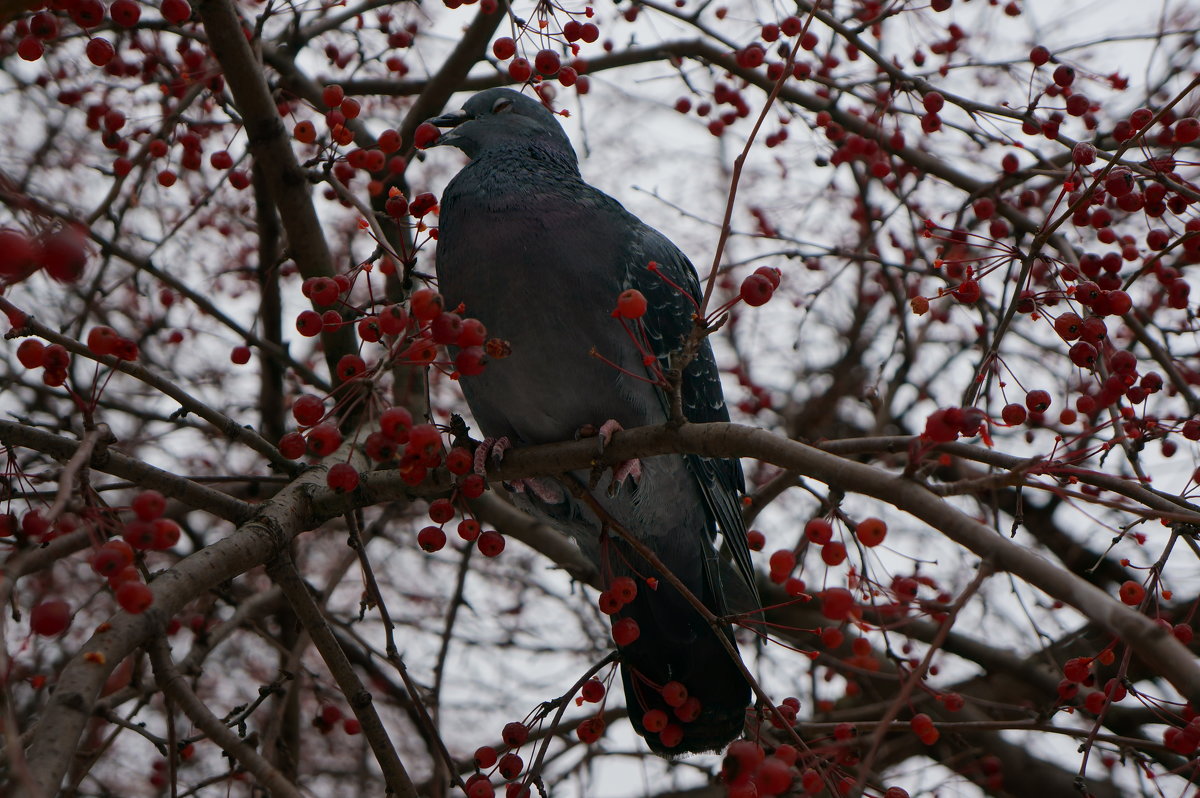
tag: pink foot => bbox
[509,476,565,504]
[596,419,642,493]
[473,436,512,476]
[475,437,564,503]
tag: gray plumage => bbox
[430,88,756,754]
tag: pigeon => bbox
[428,87,757,754]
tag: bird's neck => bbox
[470,143,580,180]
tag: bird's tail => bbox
[611,549,752,755]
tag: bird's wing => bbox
[622,223,758,609]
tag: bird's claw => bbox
[476,437,564,502]
[473,436,512,476]
[593,419,642,495]
[508,476,566,504]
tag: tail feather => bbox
[614,555,751,755]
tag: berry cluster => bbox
[486,12,597,91]
[0,227,89,286]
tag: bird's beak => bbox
[426,109,469,147]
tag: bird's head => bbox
[426,88,576,161]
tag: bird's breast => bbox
[436,197,661,444]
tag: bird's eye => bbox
[492,98,513,113]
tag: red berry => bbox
[474,746,498,768]
[642,709,668,732]
[417,526,446,552]
[508,58,532,82]
[1053,312,1082,340]
[735,44,765,68]
[855,517,887,547]
[1068,341,1097,369]
[575,716,604,743]
[17,36,44,61]
[90,540,134,576]
[123,520,157,549]
[1025,389,1051,412]
[497,753,522,780]
[86,37,115,66]
[1118,580,1145,605]
[611,617,640,645]
[428,498,455,524]
[431,312,464,344]
[40,229,88,283]
[534,49,560,76]
[614,289,647,319]
[380,407,414,442]
[806,520,835,544]
[294,121,317,143]
[132,490,166,521]
[502,721,529,747]
[674,696,702,722]
[456,347,486,377]
[492,37,516,60]
[820,587,854,621]
[477,530,505,557]
[456,519,481,541]
[740,273,774,306]
[598,591,621,615]
[307,423,343,457]
[116,580,154,613]
[580,678,605,703]
[31,600,71,636]
[17,339,45,368]
[0,229,37,279]
[445,447,473,475]
[326,463,360,492]
[279,432,307,459]
[336,354,366,381]
[952,279,981,303]
[1104,168,1134,198]
[87,326,120,356]
[1175,117,1200,144]
[610,576,637,604]
[1052,64,1074,87]
[458,318,487,347]
[757,757,792,794]
[754,266,781,288]
[413,122,441,150]
[1000,402,1026,425]
[410,288,444,321]
[661,681,688,707]
[322,84,345,107]
[292,394,325,426]
[821,541,847,566]
[458,473,486,498]
[150,519,180,549]
[659,724,684,748]
[768,549,795,582]
[161,0,191,22]
[296,310,323,336]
